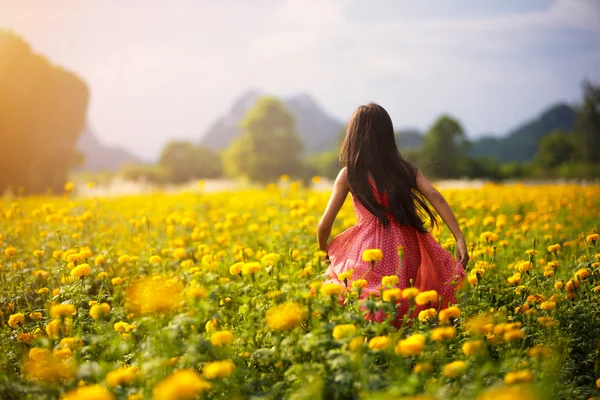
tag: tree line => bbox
[0,30,89,194]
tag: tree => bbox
[159,141,223,183]
[574,80,600,164]
[222,97,303,183]
[420,115,469,178]
[534,130,577,169]
[0,30,89,194]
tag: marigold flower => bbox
[112,277,123,285]
[50,304,76,319]
[149,255,162,264]
[202,360,235,379]
[348,336,364,351]
[8,313,25,328]
[153,369,211,399]
[503,329,525,341]
[337,269,354,281]
[4,246,17,257]
[431,326,456,342]
[70,263,91,278]
[402,287,419,299]
[462,340,484,356]
[368,336,391,351]
[265,302,305,331]
[105,366,138,387]
[443,360,467,378]
[382,288,402,302]
[242,262,262,275]
[229,262,244,275]
[586,233,599,243]
[90,303,111,320]
[418,308,437,322]
[438,306,461,324]
[539,301,556,311]
[351,279,368,289]
[362,249,383,262]
[210,330,234,346]
[381,275,398,287]
[504,369,533,385]
[46,318,73,338]
[320,283,344,296]
[574,268,591,280]
[413,362,432,374]
[30,311,43,321]
[415,290,438,305]
[332,324,357,339]
[554,281,564,290]
[547,244,561,253]
[527,345,548,358]
[395,334,426,357]
[467,275,479,285]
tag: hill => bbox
[76,126,141,172]
[469,104,577,162]
[200,91,343,153]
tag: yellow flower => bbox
[586,233,600,243]
[229,262,244,275]
[153,369,212,399]
[554,281,564,290]
[462,340,484,356]
[46,318,73,338]
[443,360,467,378]
[402,287,419,299]
[97,272,109,279]
[430,326,456,342]
[395,334,426,357]
[438,306,461,324]
[413,362,432,374]
[547,244,561,253]
[90,303,111,320]
[60,337,82,349]
[70,263,91,278]
[51,304,76,319]
[381,275,398,287]
[8,313,25,328]
[332,324,357,339]
[125,277,184,315]
[38,287,50,294]
[202,360,235,379]
[503,329,525,341]
[242,262,262,275]
[320,283,344,296]
[210,330,234,346]
[337,269,354,281]
[149,255,162,264]
[352,279,368,289]
[517,261,533,273]
[468,275,478,285]
[418,308,437,322]
[539,301,556,311]
[265,302,305,331]
[362,249,383,262]
[4,246,17,257]
[415,290,439,306]
[105,366,138,387]
[504,369,534,385]
[112,277,123,285]
[527,345,548,358]
[382,288,402,302]
[368,336,391,351]
[348,336,364,351]
[575,268,591,280]
[94,255,105,265]
[172,247,187,260]
[33,250,45,257]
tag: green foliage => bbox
[223,97,304,183]
[0,30,89,194]
[534,131,578,169]
[119,164,169,184]
[159,141,223,183]
[305,150,340,180]
[574,80,600,164]
[420,115,469,178]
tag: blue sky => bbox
[1,0,599,160]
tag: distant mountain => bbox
[200,90,343,153]
[395,129,424,149]
[76,127,141,172]
[469,104,577,163]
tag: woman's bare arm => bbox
[415,169,469,265]
[317,168,350,253]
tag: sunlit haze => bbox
[1,0,599,160]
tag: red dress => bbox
[324,181,466,325]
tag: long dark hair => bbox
[339,103,437,232]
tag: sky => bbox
[1,0,599,160]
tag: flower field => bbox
[1,182,600,400]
